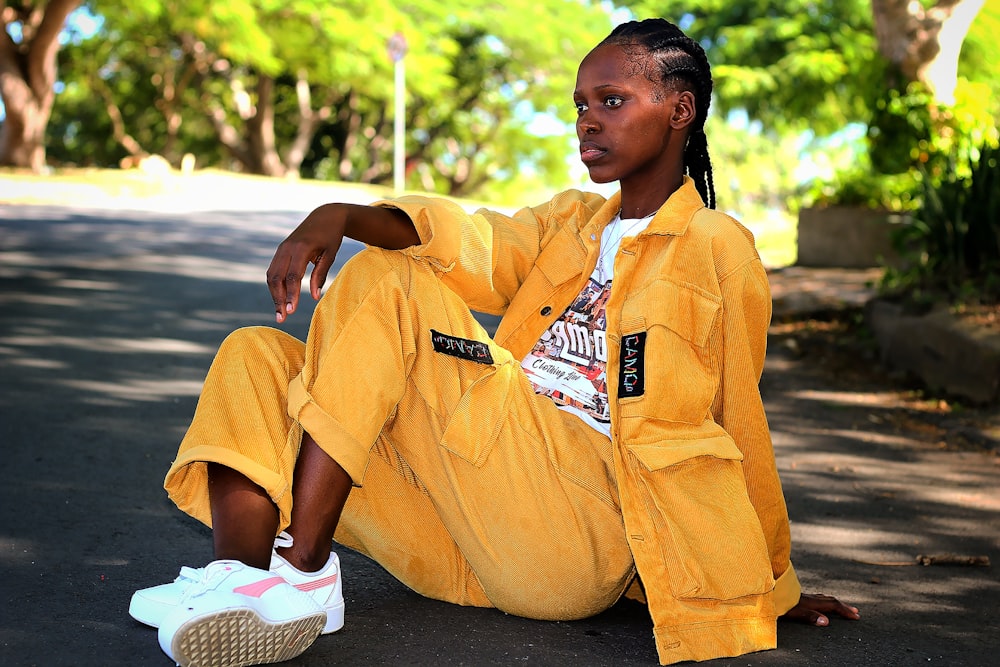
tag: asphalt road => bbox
[1,203,998,666]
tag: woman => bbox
[131,18,858,667]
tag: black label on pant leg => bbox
[618,332,646,398]
[430,329,495,365]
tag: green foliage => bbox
[959,1,1000,127]
[50,0,611,197]
[805,167,922,212]
[705,112,802,211]
[881,142,1000,306]
[624,0,881,135]
[868,79,997,179]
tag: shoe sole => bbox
[167,607,326,667]
[131,591,346,634]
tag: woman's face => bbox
[574,43,683,193]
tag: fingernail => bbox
[286,303,293,313]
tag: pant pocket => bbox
[439,363,517,467]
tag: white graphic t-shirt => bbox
[520,213,653,435]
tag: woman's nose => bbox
[577,114,599,135]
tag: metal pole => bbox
[393,56,405,195]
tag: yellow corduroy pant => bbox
[164,248,634,620]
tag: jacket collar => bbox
[647,177,706,236]
[592,176,707,237]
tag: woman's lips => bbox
[580,142,607,164]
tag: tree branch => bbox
[27,0,80,98]
[93,75,146,158]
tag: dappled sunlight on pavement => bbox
[1,202,997,666]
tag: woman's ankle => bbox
[275,541,332,573]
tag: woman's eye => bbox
[575,102,588,115]
[604,96,623,108]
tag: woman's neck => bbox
[619,173,683,219]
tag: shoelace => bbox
[169,566,204,603]
[172,533,292,603]
[175,566,203,585]
[178,562,236,603]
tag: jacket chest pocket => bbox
[616,280,720,426]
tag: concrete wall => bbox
[797,206,907,268]
[866,299,1000,405]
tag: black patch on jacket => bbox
[430,330,494,365]
[619,332,646,398]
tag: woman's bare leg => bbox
[207,463,279,570]
[206,432,351,573]
[277,433,352,571]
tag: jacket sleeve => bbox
[715,257,801,614]
[370,190,606,316]
[367,195,545,314]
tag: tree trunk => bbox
[871,0,986,104]
[0,0,81,171]
[245,73,285,177]
[282,72,336,178]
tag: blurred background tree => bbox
[0,0,82,171]
[3,0,998,220]
[44,0,610,199]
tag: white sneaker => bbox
[130,532,345,634]
[157,560,326,667]
[269,534,344,634]
[130,564,203,628]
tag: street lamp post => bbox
[387,32,408,195]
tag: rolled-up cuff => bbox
[772,561,802,616]
[371,197,463,272]
[287,372,371,486]
[163,444,291,529]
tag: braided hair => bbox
[601,18,717,210]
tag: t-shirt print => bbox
[520,276,612,424]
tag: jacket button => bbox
[540,306,552,316]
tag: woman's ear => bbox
[669,90,697,129]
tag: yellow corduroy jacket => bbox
[375,177,801,664]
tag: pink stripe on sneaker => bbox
[295,574,338,592]
[233,576,286,598]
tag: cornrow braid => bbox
[601,18,717,210]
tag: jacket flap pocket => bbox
[625,280,720,347]
[628,436,743,471]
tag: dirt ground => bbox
[770,310,1000,455]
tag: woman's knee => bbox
[216,326,304,366]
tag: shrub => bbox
[881,143,1000,307]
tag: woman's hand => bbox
[266,203,418,323]
[782,593,860,627]
[266,204,348,323]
